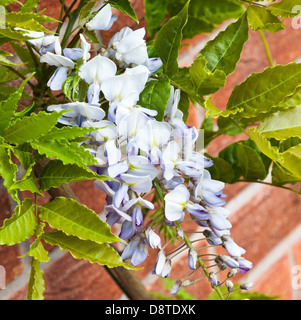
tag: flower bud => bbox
[170,280,182,295]
[161,259,172,278]
[225,279,234,292]
[182,280,195,287]
[236,257,253,274]
[154,249,166,275]
[145,226,161,249]
[222,235,246,257]
[218,254,240,269]
[203,229,222,246]
[188,248,198,270]
[227,268,238,278]
[176,226,184,239]
[240,282,255,291]
[208,272,219,287]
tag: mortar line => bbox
[288,246,299,300]
[242,223,301,287]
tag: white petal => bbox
[164,184,190,221]
[127,155,158,180]
[105,205,132,222]
[79,34,91,62]
[63,48,83,60]
[78,55,116,84]
[41,52,74,68]
[121,173,153,193]
[124,65,150,91]
[94,180,115,197]
[87,82,101,104]
[47,66,67,91]
[105,140,121,166]
[76,102,105,120]
[86,4,112,31]
[118,109,150,138]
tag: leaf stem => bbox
[258,30,275,67]
[238,179,301,194]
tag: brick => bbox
[10,252,123,300]
[292,239,301,298]
[228,186,301,270]
[45,252,123,300]
[0,188,24,284]
[0,245,23,286]
[252,253,293,300]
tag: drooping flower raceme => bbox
[44,20,252,297]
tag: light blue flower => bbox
[78,55,117,104]
[86,4,117,31]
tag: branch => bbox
[34,158,154,300]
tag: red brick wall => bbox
[1,0,301,300]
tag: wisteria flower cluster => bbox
[37,3,253,296]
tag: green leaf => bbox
[31,139,98,167]
[248,129,301,179]
[0,51,22,67]
[12,143,32,171]
[21,223,49,263]
[26,258,45,300]
[183,0,244,39]
[0,0,21,6]
[0,74,33,135]
[20,0,39,13]
[227,63,301,119]
[38,125,96,141]
[272,163,300,186]
[247,5,284,33]
[138,77,171,121]
[198,13,249,76]
[237,143,268,180]
[40,197,123,244]
[189,0,244,25]
[38,160,112,191]
[248,128,283,162]
[258,105,301,140]
[2,111,61,145]
[190,57,226,95]
[72,76,89,102]
[62,75,88,102]
[0,198,37,246]
[268,0,301,17]
[144,0,169,37]
[0,28,35,41]
[5,12,54,33]
[204,96,243,118]
[154,1,190,77]
[42,231,137,270]
[178,90,190,122]
[108,0,138,22]
[10,42,36,68]
[280,144,301,179]
[182,17,215,39]
[79,0,98,24]
[10,176,42,195]
[206,155,237,184]
[0,148,19,203]
[277,85,301,109]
